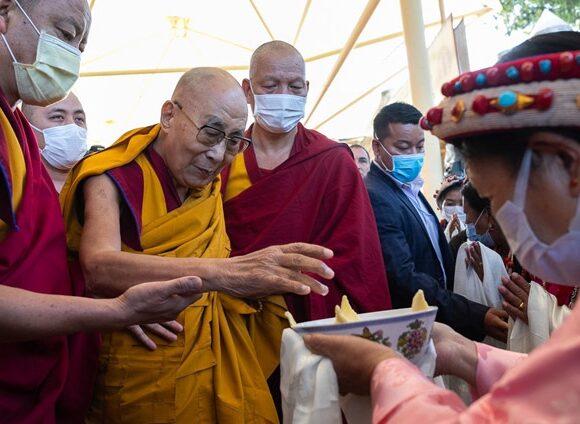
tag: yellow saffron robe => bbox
[60,125,287,423]
[0,106,25,238]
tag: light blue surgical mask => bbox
[466,209,495,248]
[376,141,424,183]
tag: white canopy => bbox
[77,0,505,147]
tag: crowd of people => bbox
[1,0,579,423]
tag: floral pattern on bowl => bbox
[352,319,428,359]
[353,327,392,347]
[292,306,437,364]
[397,319,428,359]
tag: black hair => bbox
[373,102,422,141]
[455,31,580,171]
[462,181,490,214]
[349,144,370,160]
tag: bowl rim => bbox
[293,306,438,333]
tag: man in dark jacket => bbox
[366,102,507,341]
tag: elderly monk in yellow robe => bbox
[60,68,334,423]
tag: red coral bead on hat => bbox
[441,82,454,97]
[559,52,574,73]
[486,67,500,86]
[535,88,554,110]
[460,74,475,92]
[419,116,432,130]
[472,95,489,115]
[521,61,534,82]
[426,107,443,125]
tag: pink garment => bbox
[371,305,580,423]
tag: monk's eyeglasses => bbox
[172,101,252,155]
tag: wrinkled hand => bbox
[431,323,477,386]
[215,243,334,298]
[127,321,183,351]
[114,276,203,327]
[465,242,484,281]
[304,334,399,395]
[483,307,509,343]
[498,273,530,324]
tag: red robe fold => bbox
[106,143,182,250]
[0,88,98,424]
[222,124,391,322]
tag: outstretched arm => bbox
[0,276,202,342]
[80,174,333,298]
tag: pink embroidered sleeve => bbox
[371,358,466,423]
[473,343,527,397]
[370,308,580,423]
[370,348,530,423]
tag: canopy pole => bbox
[249,0,276,40]
[305,0,381,124]
[400,0,443,206]
[293,0,313,45]
[438,0,446,26]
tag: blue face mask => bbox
[466,210,495,248]
[377,141,424,183]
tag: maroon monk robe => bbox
[222,124,391,322]
[0,88,99,424]
[106,144,182,250]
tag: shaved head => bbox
[249,41,305,80]
[157,67,248,191]
[172,67,241,98]
[171,67,246,115]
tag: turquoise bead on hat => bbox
[498,91,517,108]
[475,73,486,87]
[539,59,551,74]
[506,66,519,80]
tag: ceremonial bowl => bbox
[293,306,438,361]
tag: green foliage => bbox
[499,0,580,34]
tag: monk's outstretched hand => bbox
[213,243,334,298]
[114,276,203,326]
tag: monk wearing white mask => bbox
[22,92,88,192]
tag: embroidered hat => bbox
[420,50,580,141]
[433,174,465,208]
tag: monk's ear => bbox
[242,78,253,105]
[305,80,310,95]
[160,100,175,130]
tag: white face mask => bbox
[443,205,466,224]
[252,89,306,134]
[33,124,88,170]
[0,0,81,105]
[495,149,580,285]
